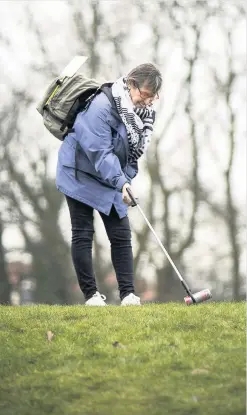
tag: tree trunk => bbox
[156,264,185,302]
[0,218,11,304]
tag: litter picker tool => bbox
[126,188,212,305]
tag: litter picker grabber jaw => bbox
[126,188,212,305]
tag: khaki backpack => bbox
[37,56,111,140]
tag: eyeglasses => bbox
[135,83,159,103]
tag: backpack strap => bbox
[100,84,122,124]
[100,84,115,108]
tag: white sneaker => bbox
[85,291,107,306]
[121,293,141,306]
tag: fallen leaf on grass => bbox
[191,368,209,375]
[192,396,199,402]
[47,331,55,342]
[112,341,126,349]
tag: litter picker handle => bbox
[126,186,185,284]
[126,186,198,304]
[126,187,138,207]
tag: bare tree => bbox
[0,84,74,303]
[206,9,246,299]
[0,216,11,304]
[129,0,245,301]
[0,0,244,305]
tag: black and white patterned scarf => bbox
[112,77,155,162]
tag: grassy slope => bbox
[0,303,245,415]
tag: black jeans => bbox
[66,196,135,301]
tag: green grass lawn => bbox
[0,302,245,415]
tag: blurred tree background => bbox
[0,0,245,305]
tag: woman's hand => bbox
[122,183,133,206]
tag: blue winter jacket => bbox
[56,90,138,219]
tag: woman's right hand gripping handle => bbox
[122,183,138,207]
